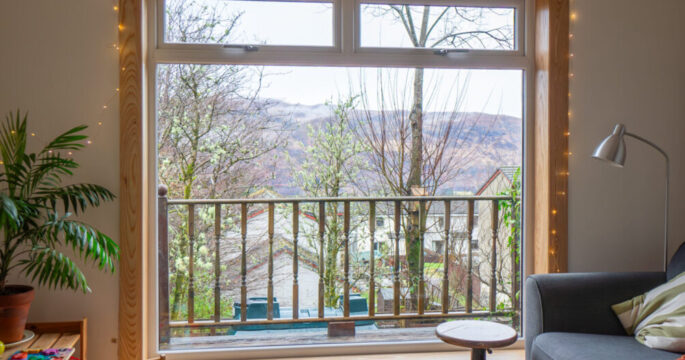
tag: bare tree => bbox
[159,0,288,319]
[354,5,514,305]
[294,96,369,307]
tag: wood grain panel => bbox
[52,333,81,349]
[534,0,569,274]
[30,333,60,349]
[118,0,146,358]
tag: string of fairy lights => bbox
[9,2,120,164]
[14,1,577,273]
[549,4,576,272]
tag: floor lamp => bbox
[592,124,670,271]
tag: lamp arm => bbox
[625,132,670,271]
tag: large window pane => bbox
[156,64,523,350]
[361,4,516,50]
[165,0,334,46]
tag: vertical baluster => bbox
[240,203,248,322]
[214,204,221,323]
[511,206,520,329]
[343,201,350,317]
[267,203,275,320]
[187,204,195,324]
[490,200,499,313]
[318,201,325,318]
[466,200,475,313]
[393,200,401,316]
[292,202,299,320]
[158,186,170,344]
[442,200,450,314]
[368,201,376,317]
[418,200,425,315]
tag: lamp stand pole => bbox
[625,132,670,272]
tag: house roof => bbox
[475,166,519,195]
[500,166,519,183]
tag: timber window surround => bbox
[141,0,538,358]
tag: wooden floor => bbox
[267,350,525,359]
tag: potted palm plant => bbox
[0,111,118,343]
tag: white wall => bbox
[0,1,120,359]
[568,0,685,272]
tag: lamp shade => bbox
[592,124,627,167]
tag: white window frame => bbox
[145,0,535,358]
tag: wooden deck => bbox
[166,326,444,350]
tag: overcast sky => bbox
[171,0,523,117]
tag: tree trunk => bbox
[324,204,341,307]
[171,168,196,319]
[406,67,424,306]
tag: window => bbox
[433,240,444,254]
[164,0,335,47]
[149,0,529,354]
[360,4,516,50]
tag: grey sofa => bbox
[525,242,685,360]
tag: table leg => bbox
[471,348,486,360]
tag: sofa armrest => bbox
[524,271,665,359]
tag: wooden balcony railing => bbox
[157,186,520,344]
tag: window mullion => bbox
[340,0,356,54]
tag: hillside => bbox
[261,100,522,196]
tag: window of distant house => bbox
[150,0,529,355]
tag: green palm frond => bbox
[0,111,117,293]
[0,193,20,230]
[36,184,115,214]
[0,111,28,168]
[34,212,119,273]
[26,153,80,197]
[40,125,87,153]
[21,247,90,293]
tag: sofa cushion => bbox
[667,242,685,281]
[531,333,680,360]
[612,271,685,352]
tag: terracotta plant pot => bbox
[0,285,35,343]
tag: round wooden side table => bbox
[435,320,517,360]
